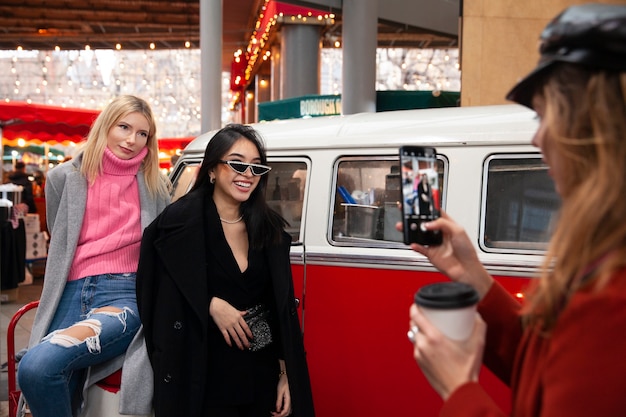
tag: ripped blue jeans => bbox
[17,273,141,417]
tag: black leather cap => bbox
[506,3,626,109]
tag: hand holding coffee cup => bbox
[413,282,480,341]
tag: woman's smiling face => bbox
[213,137,262,204]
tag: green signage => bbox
[257,91,460,122]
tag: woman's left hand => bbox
[209,297,252,350]
[272,370,292,417]
[409,303,486,400]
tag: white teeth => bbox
[235,181,250,188]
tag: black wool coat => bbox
[136,188,315,417]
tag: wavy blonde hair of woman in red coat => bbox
[522,64,626,332]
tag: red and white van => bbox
[169,104,557,417]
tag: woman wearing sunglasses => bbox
[136,124,315,417]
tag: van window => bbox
[171,162,200,202]
[481,155,560,253]
[170,159,307,244]
[265,160,308,243]
[331,156,446,246]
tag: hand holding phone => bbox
[400,146,442,246]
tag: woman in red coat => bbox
[404,4,626,416]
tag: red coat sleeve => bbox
[440,270,626,417]
[441,382,507,417]
[438,283,522,416]
[478,282,524,385]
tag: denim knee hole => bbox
[49,319,102,353]
[86,306,134,333]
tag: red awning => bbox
[1,102,194,153]
[0,101,100,145]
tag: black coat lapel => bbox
[153,191,209,326]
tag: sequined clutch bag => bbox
[244,304,273,351]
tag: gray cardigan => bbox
[24,155,170,415]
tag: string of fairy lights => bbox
[0,0,461,140]
[228,0,336,110]
[1,48,211,138]
[1,48,459,137]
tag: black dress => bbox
[204,219,283,413]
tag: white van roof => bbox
[183,104,537,154]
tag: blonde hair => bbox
[79,95,170,197]
[522,65,626,331]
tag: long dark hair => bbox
[190,124,287,249]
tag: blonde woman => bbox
[405,4,626,416]
[18,95,171,417]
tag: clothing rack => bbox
[1,184,26,295]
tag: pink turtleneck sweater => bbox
[68,147,148,281]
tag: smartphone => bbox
[400,146,442,245]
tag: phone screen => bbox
[400,146,442,245]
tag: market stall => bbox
[1,101,99,176]
[1,102,100,236]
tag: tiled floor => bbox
[1,272,44,417]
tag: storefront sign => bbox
[300,97,342,117]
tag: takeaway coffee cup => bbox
[414,282,480,341]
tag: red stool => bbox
[6,301,124,417]
[7,300,39,417]
[96,368,123,393]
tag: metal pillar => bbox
[342,0,378,114]
[200,0,222,133]
[280,24,321,99]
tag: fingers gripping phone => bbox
[400,146,442,246]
